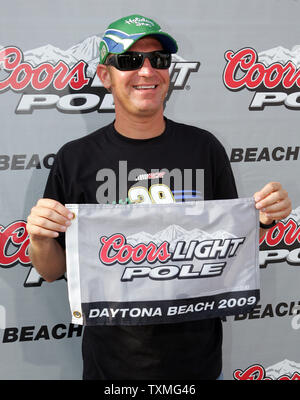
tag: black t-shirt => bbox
[44,118,238,380]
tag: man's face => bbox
[99,37,170,119]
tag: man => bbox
[26,14,292,379]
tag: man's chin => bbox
[133,100,165,116]
[134,107,163,118]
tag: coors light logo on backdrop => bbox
[0,36,200,114]
[259,206,300,268]
[0,221,29,267]
[223,46,300,110]
[234,359,300,380]
[0,220,56,287]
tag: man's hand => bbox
[26,199,73,282]
[254,182,292,225]
[26,198,73,241]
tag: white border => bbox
[65,204,83,325]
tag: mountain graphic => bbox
[258,45,300,67]
[22,36,101,77]
[127,224,235,251]
[265,359,300,379]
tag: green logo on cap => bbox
[99,42,108,64]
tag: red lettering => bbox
[264,223,285,246]
[260,219,300,247]
[147,242,171,262]
[259,233,266,245]
[52,61,89,90]
[99,234,171,265]
[0,47,22,70]
[117,244,132,263]
[264,63,286,88]
[31,63,56,90]
[233,365,270,380]
[234,365,300,380]
[223,48,258,90]
[224,48,300,90]
[131,244,149,263]
[277,372,300,380]
[282,63,300,88]
[290,372,300,380]
[0,221,30,266]
[0,46,89,92]
[99,234,125,264]
[247,63,265,89]
[282,219,300,245]
[9,63,33,90]
[0,47,23,90]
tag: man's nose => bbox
[137,57,155,76]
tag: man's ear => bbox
[97,64,112,90]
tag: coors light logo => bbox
[223,46,300,110]
[234,359,300,380]
[0,36,200,114]
[0,221,29,268]
[98,224,245,281]
[259,206,300,268]
[0,220,52,287]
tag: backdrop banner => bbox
[65,199,260,326]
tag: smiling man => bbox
[99,37,169,123]
[26,14,292,380]
[97,16,174,138]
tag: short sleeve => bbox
[43,154,66,249]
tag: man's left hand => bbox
[254,182,292,225]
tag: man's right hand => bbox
[26,199,73,281]
[26,198,74,240]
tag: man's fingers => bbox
[259,198,292,219]
[254,182,292,224]
[27,214,69,234]
[27,198,73,240]
[31,205,72,226]
[36,198,73,220]
[254,182,281,202]
[26,223,59,239]
[255,189,287,209]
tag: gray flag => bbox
[65,198,260,326]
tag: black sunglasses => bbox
[105,51,171,71]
